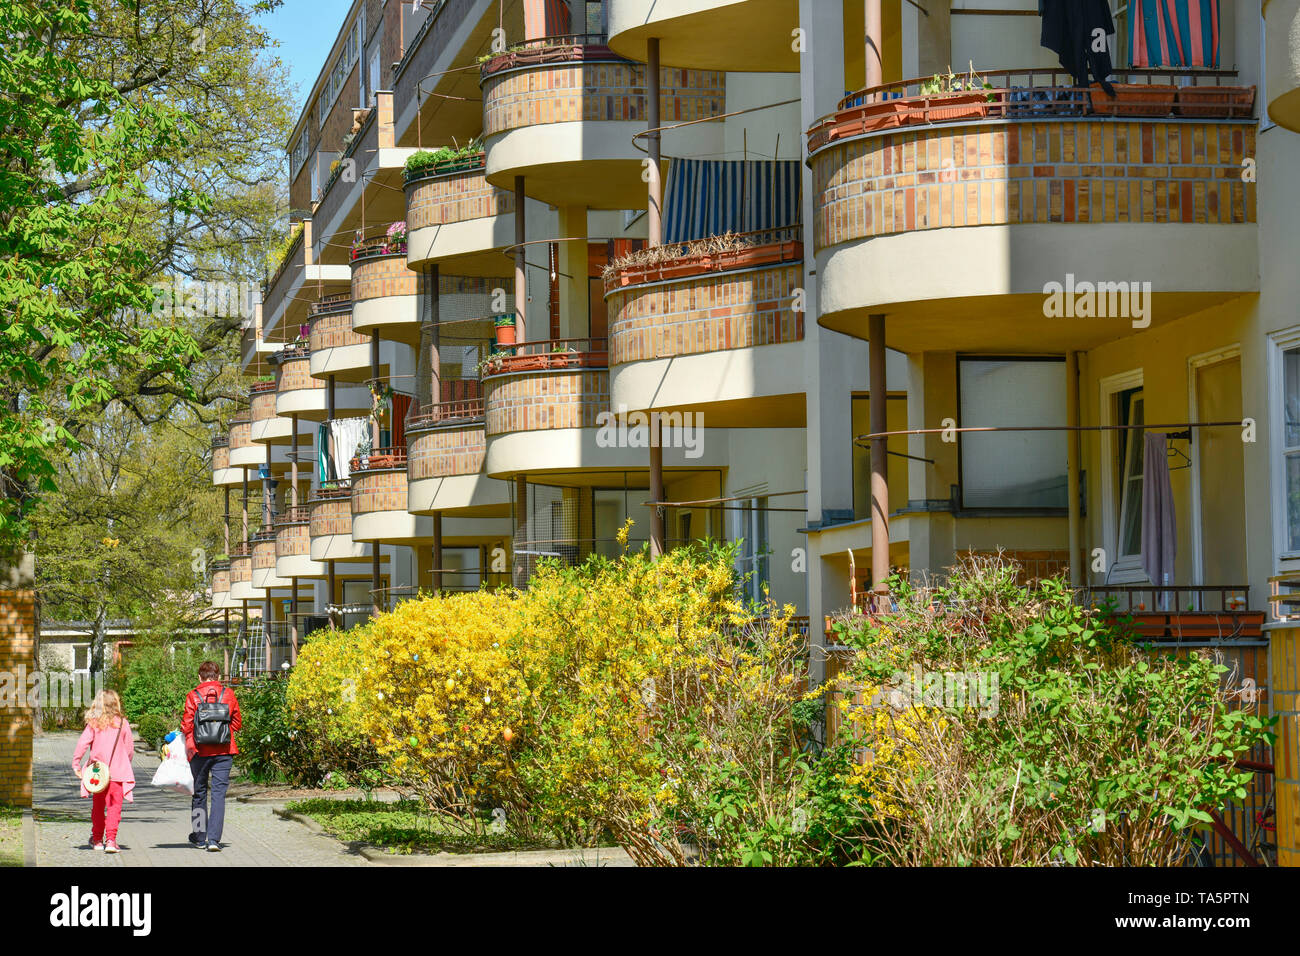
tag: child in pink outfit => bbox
[72,690,136,853]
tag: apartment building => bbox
[208,1,1299,861]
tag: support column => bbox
[432,514,443,594]
[223,487,230,557]
[558,206,590,339]
[264,441,273,527]
[514,176,527,343]
[289,574,298,664]
[370,331,381,449]
[865,0,883,98]
[327,374,336,484]
[264,590,273,672]
[290,413,299,507]
[427,263,441,407]
[649,425,665,557]
[1066,350,1082,587]
[513,475,528,587]
[241,469,249,542]
[371,544,381,618]
[328,559,337,629]
[646,37,663,247]
[868,313,889,610]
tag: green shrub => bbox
[234,676,325,785]
[117,643,206,733]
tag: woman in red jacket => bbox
[180,661,241,852]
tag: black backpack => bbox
[193,683,232,747]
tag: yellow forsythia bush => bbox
[352,591,528,821]
[286,626,380,783]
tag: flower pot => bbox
[1090,83,1177,117]
[494,316,517,346]
[1174,85,1255,119]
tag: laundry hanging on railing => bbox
[522,0,570,41]
[1141,432,1178,592]
[1129,0,1220,68]
[663,160,801,245]
[318,417,370,483]
[1038,0,1116,93]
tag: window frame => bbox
[1270,328,1300,564]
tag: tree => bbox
[0,0,290,551]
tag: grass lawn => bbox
[285,798,567,855]
[0,805,24,867]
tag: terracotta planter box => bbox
[856,99,909,133]
[911,92,990,124]
[494,323,517,346]
[1090,83,1177,117]
[1174,85,1255,119]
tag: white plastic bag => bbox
[151,731,194,795]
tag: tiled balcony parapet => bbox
[811,118,1256,252]
[485,362,610,437]
[309,489,354,538]
[252,530,278,571]
[408,420,488,479]
[250,386,279,424]
[211,561,231,595]
[481,44,725,136]
[228,417,254,453]
[310,305,368,349]
[351,466,409,517]
[606,235,805,365]
[351,249,420,302]
[275,350,322,395]
[211,439,230,472]
[275,505,312,559]
[406,159,514,229]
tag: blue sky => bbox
[258,0,356,110]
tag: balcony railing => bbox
[309,293,352,317]
[809,67,1254,152]
[1081,584,1262,642]
[407,396,486,429]
[351,446,409,472]
[484,337,609,375]
[274,505,312,526]
[480,33,616,78]
[603,226,803,293]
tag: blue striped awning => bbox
[663,160,802,244]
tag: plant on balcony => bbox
[404,140,485,182]
[913,64,995,123]
[265,221,304,281]
[350,222,407,260]
[602,231,769,286]
[493,312,517,347]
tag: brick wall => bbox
[609,263,804,365]
[277,356,325,394]
[311,309,369,350]
[0,558,37,807]
[212,444,230,473]
[351,468,408,515]
[482,62,725,137]
[275,522,311,559]
[251,391,279,423]
[812,120,1257,252]
[485,369,610,435]
[311,496,355,537]
[352,252,420,302]
[212,566,231,594]
[407,169,515,229]
[229,421,254,452]
[408,424,488,478]
[230,555,253,586]
[253,539,278,571]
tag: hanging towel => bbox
[317,422,331,483]
[1039,0,1116,93]
[1141,432,1177,590]
[329,417,370,481]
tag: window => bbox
[73,645,90,672]
[290,131,309,177]
[731,497,769,603]
[958,358,1068,510]
[317,16,363,128]
[1115,389,1146,562]
[585,0,605,36]
[1283,348,1300,552]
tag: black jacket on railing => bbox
[1039,0,1116,94]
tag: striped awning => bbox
[523,0,571,41]
[1129,0,1219,68]
[663,160,802,244]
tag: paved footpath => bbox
[33,732,367,867]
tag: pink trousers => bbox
[91,782,124,843]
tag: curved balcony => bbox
[227,414,261,469]
[351,241,422,347]
[306,296,406,400]
[605,228,806,425]
[309,486,368,561]
[274,505,325,579]
[479,36,726,208]
[211,437,241,487]
[228,543,266,601]
[807,70,1259,352]
[249,382,314,446]
[1266,0,1300,131]
[251,529,291,590]
[272,346,326,420]
[210,560,238,610]
[607,0,799,73]
[405,155,517,271]
[349,448,435,544]
[407,396,511,514]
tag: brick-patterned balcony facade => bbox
[408,420,488,480]
[484,345,610,437]
[227,414,260,468]
[309,488,366,562]
[405,159,516,267]
[807,70,1260,352]
[274,506,312,559]
[350,454,434,543]
[350,247,422,345]
[479,38,726,207]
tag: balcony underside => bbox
[212,466,244,488]
[263,266,351,342]
[607,0,799,73]
[406,217,517,273]
[210,590,240,610]
[351,295,421,346]
[408,473,512,515]
[310,533,369,562]
[484,427,729,479]
[610,345,807,426]
[251,415,318,447]
[275,553,327,580]
[816,223,1257,353]
[310,342,411,388]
